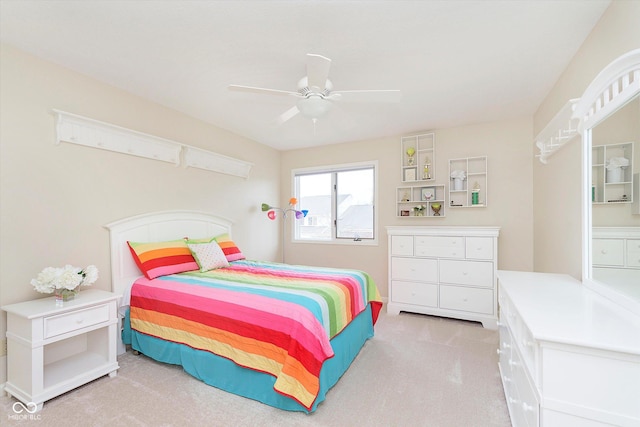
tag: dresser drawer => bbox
[391,257,437,282]
[627,240,640,267]
[415,236,464,258]
[391,236,414,256]
[439,259,493,287]
[391,281,438,307]
[465,237,494,260]
[44,303,111,339]
[439,285,493,314]
[592,238,624,266]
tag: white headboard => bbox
[104,210,233,298]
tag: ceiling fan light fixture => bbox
[296,95,331,119]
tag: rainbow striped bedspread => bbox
[129,260,382,410]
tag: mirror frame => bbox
[575,48,640,314]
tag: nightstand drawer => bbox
[44,303,111,338]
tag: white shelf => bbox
[401,133,435,183]
[449,156,488,208]
[54,110,253,179]
[396,185,446,217]
[535,98,580,164]
[592,142,634,204]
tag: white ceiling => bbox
[0,0,610,151]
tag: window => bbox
[293,162,377,243]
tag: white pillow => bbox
[187,241,230,272]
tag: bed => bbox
[105,210,382,413]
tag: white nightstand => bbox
[2,289,119,411]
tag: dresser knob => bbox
[601,249,608,254]
[496,349,502,355]
[522,402,535,412]
[76,318,84,324]
[502,375,511,383]
[501,342,511,349]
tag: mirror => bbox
[589,96,640,305]
[580,49,640,314]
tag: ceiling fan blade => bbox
[228,84,299,97]
[331,90,402,103]
[275,105,300,125]
[306,54,332,91]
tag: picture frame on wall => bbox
[421,187,436,201]
[404,168,416,181]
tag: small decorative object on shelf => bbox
[402,191,410,202]
[451,169,466,191]
[31,264,98,306]
[406,147,415,166]
[431,203,442,216]
[412,205,426,216]
[423,156,431,179]
[472,181,480,205]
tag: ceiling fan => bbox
[228,53,401,125]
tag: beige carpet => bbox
[1,310,511,426]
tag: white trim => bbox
[574,49,640,133]
[535,99,580,164]
[291,160,379,245]
[53,110,253,178]
[577,49,640,316]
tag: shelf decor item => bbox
[451,170,466,190]
[412,205,426,216]
[31,264,98,305]
[431,203,442,216]
[472,181,481,205]
[406,147,415,165]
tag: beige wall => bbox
[0,45,282,380]
[281,117,535,295]
[533,1,640,278]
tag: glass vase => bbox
[54,289,77,306]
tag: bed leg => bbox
[133,350,140,356]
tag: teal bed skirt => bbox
[122,304,375,412]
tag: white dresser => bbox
[497,270,640,427]
[386,226,500,328]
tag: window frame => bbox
[291,160,379,246]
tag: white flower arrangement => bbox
[412,205,426,213]
[31,265,98,294]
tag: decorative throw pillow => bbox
[187,240,230,272]
[127,240,199,279]
[213,233,246,262]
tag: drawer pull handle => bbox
[76,318,84,324]
[522,403,535,412]
[508,397,519,405]
[508,359,520,367]
[601,249,608,254]
[496,349,502,355]
[501,342,511,349]
[502,375,511,383]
